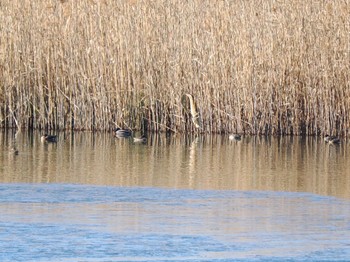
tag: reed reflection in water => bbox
[0,131,349,199]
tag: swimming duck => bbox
[41,134,57,143]
[229,134,242,141]
[115,128,132,138]
[324,135,340,144]
[133,135,147,143]
[10,146,19,155]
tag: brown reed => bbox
[0,0,349,136]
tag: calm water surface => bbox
[0,131,349,261]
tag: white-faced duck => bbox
[229,134,242,141]
[41,134,57,143]
[324,135,340,144]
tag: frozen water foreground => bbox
[0,184,349,262]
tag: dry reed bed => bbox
[0,0,349,135]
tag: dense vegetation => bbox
[1,0,349,135]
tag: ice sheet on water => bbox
[0,183,342,203]
[0,183,349,261]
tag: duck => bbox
[133,135,147,143]
[10,146,19,155]
[115,128,132,138]
[324,135,340,144]
[229,134,242,141]
[41,134,57,143]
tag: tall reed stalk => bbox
[1,0,349,135]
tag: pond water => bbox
[0,131,349,261]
